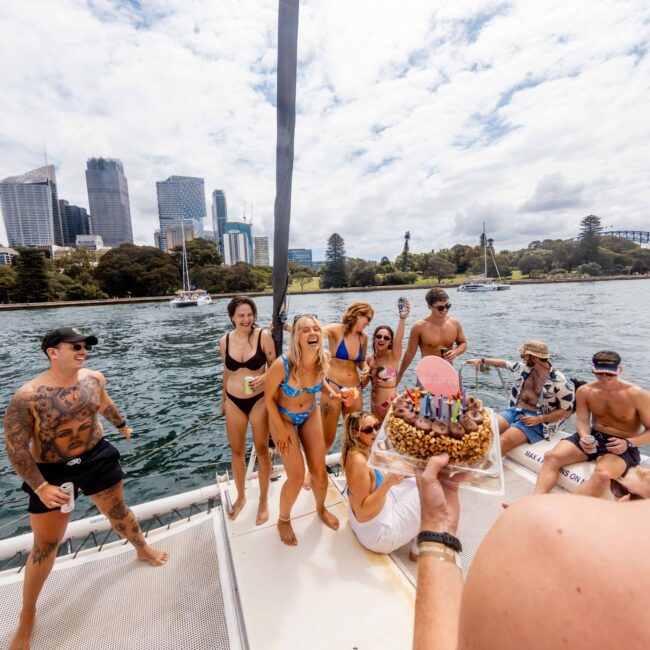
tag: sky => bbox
[1,0,649,260]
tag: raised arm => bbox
[98,372,131,439]
[466,357,509,369]
[397,321,422,383]
[393,299,409,358]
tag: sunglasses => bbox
[359,423,381,434]
[610,478,643,500]
[432,303,452,312]
[63,343,93,351]
[293,313,318,323]
[375,334,391,341]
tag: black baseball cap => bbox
[592,350,622,375]
[41,327,98,352]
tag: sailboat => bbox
[457,223,511,292]
[170,222,212,307]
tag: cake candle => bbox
[405,388,416,404]
[424,392,430,418]
[437,395,443,420]
[447,396,453,423]
[414,387,420,412]
[461,388,467,410]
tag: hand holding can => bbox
[244,376,255,395]
[60,482,75,513]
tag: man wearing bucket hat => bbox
[4,327,168,650]
[467,340,575,455]
[535,350,650,497]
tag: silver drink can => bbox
[583,434,596,450]
[60,482,75,513]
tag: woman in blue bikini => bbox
[265,315,341,546]
[321,302,374,450]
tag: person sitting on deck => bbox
[264,315,340,546]
[397,288,467,385]
[467,340,574,455]
[411,454,650,650]
[535,350,650,497]
[342,411,420,555]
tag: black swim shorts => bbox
[22,438,124,514]
[563,429,641,471]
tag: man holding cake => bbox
[397,288,467,385]
[467,340,574,455]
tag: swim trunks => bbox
[563,429,641,470]
[499,406,545,444]
[22,438,125,514]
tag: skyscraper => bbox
[253,236,270,266]
[211,190,227,255]
[156,176,206,252]
[223,221,253,265]
[288,248,313,267]
[59,200,92,247]
[85,157,133,247]
[0,165,63,249]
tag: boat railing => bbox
[459,360,509,401]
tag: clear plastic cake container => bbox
[368,407,505,495]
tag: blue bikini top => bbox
[334,333,363,363]
[280,355,323,397]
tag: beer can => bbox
[398,297,407,315]
[583,434,596,450]
[60,482,75,513]
[243,376,255,395]
[440,347,449,359]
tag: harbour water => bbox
[1,279,649,539]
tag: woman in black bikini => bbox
[219,297,276,524]
[321,302,374,450]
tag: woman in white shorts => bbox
[342,411,420,554]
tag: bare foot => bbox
[303,473,312,491]
[317,508,340,531]
[277,518,298,546]
[9,609,35,650]
[228,496,246,520]
[136,545,169,566]
[256,499,269,526]
[501,502,510,509]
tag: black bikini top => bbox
[225,329,267,372]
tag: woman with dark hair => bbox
[364,299,410,422]
[219,296,276,523]
[321,302,374,449]
[343,411,420,554]
[265,315,340,546]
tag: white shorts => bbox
[348,478,420,554]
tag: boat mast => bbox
[483,222,488,277]
[272,0,300,355]
[181,220,190,291]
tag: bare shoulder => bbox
[411,319,426,333]
[345,451,369,478]
[447,316,462,328]
[82,368,105,386]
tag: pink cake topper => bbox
[415,356,460,397]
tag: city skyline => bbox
[1,2,649,259]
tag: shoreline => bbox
[1,273,648,311]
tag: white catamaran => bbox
[170,223,212,308]
[458,223,511,292]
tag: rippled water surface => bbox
[1,279,649,538]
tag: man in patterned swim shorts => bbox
[535,350,650,497]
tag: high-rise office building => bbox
[223,221,253,265]
[156,175,206,252]
[288,248,313,267]
[85,157,133,248]
[211,190,227,255]
[0,165,63,249]
[253,236,270,266]
[59,200,92,247]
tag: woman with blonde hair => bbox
[264,315,341,546]
[343,411,421,554]
[321,302,374,449]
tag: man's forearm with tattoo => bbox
[101,400,126,428]
[4,394,45,491]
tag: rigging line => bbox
[0,512,29,533]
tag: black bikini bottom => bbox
[226,391,264,416]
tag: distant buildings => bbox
[85,158,133,248]
[223,221,253,265]
[288,248,313,267]
[76,234,106,251]
[211,190,227,256]
[0,165,64,249]
[164,222,198,250]
[253,236,270,266]
[156,175,206,252]
[0,246,17,265]
[59,200,92,247]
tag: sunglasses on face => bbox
[432,303,452,312]
[64,343,93,351]
[359,423,381,434]
[375,334,391,341]
[610,478,643,500]
[293,313,318,324]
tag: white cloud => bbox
[1,0,649,259]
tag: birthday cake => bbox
[385,391,493,466]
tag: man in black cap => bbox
[4,327,168,650]
[535,350,650,497]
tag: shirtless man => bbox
[397,288,467,384]
[4,327,169,650]
[535,350,650,497]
